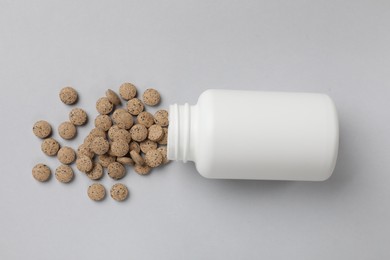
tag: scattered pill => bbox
[137,111,154,128]
[110,183,128,201]
[112,109,133,129]
[76,155,93,173]
[130,124,148,142]
[119,82,137,100]
[59,87,78,105]
[55,165,74,183]
[96,97,114,115]
[140,139,157,153]
[105,89,121,105]
[110,140,129,157]
[33,120,52,139]
[90,137,110,155]
[57,146,76,165]
[41,138,60,156]
[127,98,144,115]
[58,121,77,140]
[145,150,163,168]
[98,154,116,168]
[94,115,112,131]
[69,108,88,126]
[157,146,169,164]
[154,110,169,127]
[143,88,160,106]
[148,124,164,142]
[86,163,104,180]
[107,162,126,180]
[77,143,94,158]
[88,183,106,201]
[32,163,51,182]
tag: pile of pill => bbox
[32,83,169,202]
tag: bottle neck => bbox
[167,103,198,163]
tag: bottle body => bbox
[168,89,339,181]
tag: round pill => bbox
[158,128,168,145]
[96,97,113,115]
[157,146,169,164]
[110,183,129,201]
[58,121,77,140]
[130,150,144,166]
[41,138,60,156]
[32,163,51,182]
[134,164,152,175]
[86,163,104,180]
[107,162,126,180]
[90,137,110,155]
[57,146,76,165]
[55,165,74,183]
[112,109,133,130]
[129,141,141,153]
[136,111,154,128]
[98,154,116,168]
[127,98,144,116]
[154,110,169,127]
[76,155,93,173]
[116,157,134,166]
[145,150,163,168]
[140,140,157,153]
[110,128,131,143]
[88,183,106,201]
[119,82,137,100]
[33,120,52,139]
[142,88,160,106]
[59,87,78,105]
[130,124,148,142]
[69,108,88,126]
[110,140,129,157]
[105,89,121,105]
[148,124,164,142]
[77,143,94,158]
[89,127,107,139]
[107,125,120,140]
[94,115,112,131]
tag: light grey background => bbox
[0,0,389,259]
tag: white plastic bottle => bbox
[167,89,339,181]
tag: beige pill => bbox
[154,110,169,127]
[136,111,154,128]
[130,124,148,142]
[134,164,151,175]
[112,109,133,130]
[107,162,126,180]
[59,87,78,105]
[140,140,157,153]
[89,128,107,138]
[55,165,74,183]
[112,129,131,143]
[107,125,120,140]
[129,141,141,153]
[77,143,94,158]
[94,115,112,131]
[127,98,144,116]
[116,157,134,166]
[76,155,93,173]
[41,138,60,156]
[119,82,137,100]
[105,89,121,105]
[57,146,76,165]
[96,97,113,115]
[145,150,163,168]
[130,150,144,165]
[88,183,106,201]
[69,108,88,126]
[157,146,169,164]
[98,154,116,168]
[86,163,104,180]
[32,163,51,182]
[110,183,128,201]
[58,121,77,140]
[33,120,52,139]
[148,124,164,142]
[90,137,110,155]
[142,88,160,106]
[158,128,168,145]
[110,140,129,157]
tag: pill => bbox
[107,162,126,180]
[77,143,94,158]
[127,98,144,115]
[157,146,169,164]
[148,124,164,142]
[111,128,131,143]
[87,183,106,201]
[130,124,148,142]
[136,111,154,128]
[119,82,137,100]
[57,146,76,165]
[116,157,134,166]
[33,120,52,139]
[134,164,151,175]
[76,155,93,173]
[145,150,163,168]
[140,140,157,153]
[142,88,160,106]
[96,97,113,115]
[94,115,112,131]
[154,110,169,127]
[98,154,116,168]
[32,163,51,182]
[55,165,74,183]
[59,87,78,105]
[105,89,121,105]
[110,183,128,201]
[41,138,60,156]
[130,150,144,165]
[86,163,104,180]
[58,121,77,140]
[110,141,129,157]
[129,141,141,153]
[158,128,168,145]
[69,108,88,126]
[112,109,133,130]
[90,137,110,155]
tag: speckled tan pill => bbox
[142,88,160,106]
[77,143,94,158]
[86,163,104,180]
[96,97,113,115]
[94,115,112,131]
[130,150,144,165]
[76,155,93,173]
[154,110,169,127]
[130,124,148,142]
[110,130,131,144]
[107,125,120,140]
[140,140,157,153]
[116,157,134,166]
[134,164,151,175]
[55,165,74,183]
[33,120,52,139]
[57,146,76,165]
[110,141,129,157]
[98,154,116,168]
[157,146,169,164]
[158,128,168,145]
[148,124,164,142]
[119,82,137,100]
[112,109,133,130]
[129,141,141,153]
[69,108,88,126]
[58,121,77,140]
[59,87,78,105]
[88,183,106,201]
[145,150,163,168]
[90,137,110,155]
[89,128,107,138]
[105,89,121,105]
[127,98,144,116]
[107,162,126,180]
[110,183,128,201]
[32,163,51,182]
[41,138,60,156]
[136,111,154,128]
